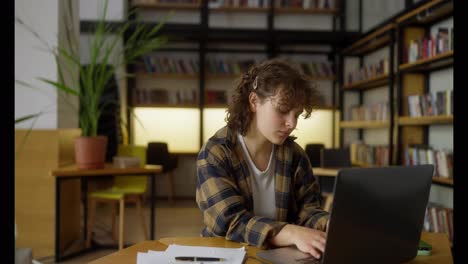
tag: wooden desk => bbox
[313,167,340,177]
[51,164,163,262]
[89,232,452,264]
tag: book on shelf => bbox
[405,27,453,64]
[205,90,227,105]
[349,142,389,166]
[423,203,453,243]
[347,102,388,121]
[345,57,389,86]
[141,55,199,75]
[404,145,453,178]
[209,0,270,8]
[407,90,453,117]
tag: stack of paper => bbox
[137,244,246,264]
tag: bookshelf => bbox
[395,0,453,246]
[116,0,358,151]
[395,0,453,187]
[339,21,395,167]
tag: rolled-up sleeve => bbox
[196,143,287,248]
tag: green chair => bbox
[86,145,149,250]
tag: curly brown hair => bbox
[225,57,323,135]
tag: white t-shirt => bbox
[238,133,276,219]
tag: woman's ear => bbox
[248,92,257,112]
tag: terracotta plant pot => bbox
[75,136,108,169]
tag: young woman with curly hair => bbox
[196,58,329,259]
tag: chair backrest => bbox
[320,148,351,168]
[146,142,169,165]
[147,142,178,173]
[114,145,147,190]
[305,143,325,167]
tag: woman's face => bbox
[250,86,303,145]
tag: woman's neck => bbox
[242,127,273,161]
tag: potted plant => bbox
[16,0,169,169]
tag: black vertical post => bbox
[340,0,346,31]
[389,28,395,165]
[199,0,208,148]
[267,0,275,58]
[125,6,137,144]
[396,25,403,164]
[358,56,364,141]
[55,178,61,262]
[150,174,155,239]
[338,54,344,147]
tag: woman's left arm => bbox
[293,150,330,231]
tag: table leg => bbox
[150,174,155,240]
[83,178,88,242]
[55,178,61,262]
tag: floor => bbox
[36,199,205,264]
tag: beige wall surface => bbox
[15,129,81,258]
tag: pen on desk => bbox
[174,256,225,262]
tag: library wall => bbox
[345,0,359,31]
[362,0,405,32]
[15,0,60,129]
[427,17,454,209]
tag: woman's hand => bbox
[271,224,327,259]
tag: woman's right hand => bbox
[271,224,327,259]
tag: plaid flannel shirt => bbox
[196,126,329,249]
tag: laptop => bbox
[257,165,434,264]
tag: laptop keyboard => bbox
[296,256,321,264]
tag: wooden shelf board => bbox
[398,115,453,125]
[352,162,379,168]
[340,120,390,129]
[350,34,392,56]
[396,0,452,26]
[136,73,199,79]
[309,76,335,81]
[133,103,199,108]
[131,2,201,10]
[342,74,390,91]
[399,51,453,72]
[205,104,228,108]
[342,23,395,55]
[275,7,339,14]
[206,74,239,80]
[432,176,453,186]
[315,105,337,110]
[210,7,269,13]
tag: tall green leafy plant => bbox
[16,0,169,137]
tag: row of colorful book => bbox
[407,90,453,117]
[346,101,389,121]
[133,0,200,5]
[345,58,390,86]
[423,203,453,243]
[349,143,389,166]
[299,61,334,79]
[209,0,270,8]
[134,88,198,105]
[405,27,453,64]
[205,58,256,75]
[404,145,453,178]
[141,56,200,75]
[277,0,335,9]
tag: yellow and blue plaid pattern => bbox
[196,126,329,249]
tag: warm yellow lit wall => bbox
[291,110,337,149]
[203,108,338,149]
[203,108,228,143]
[132,107,201,153]
[133,107,339,152]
